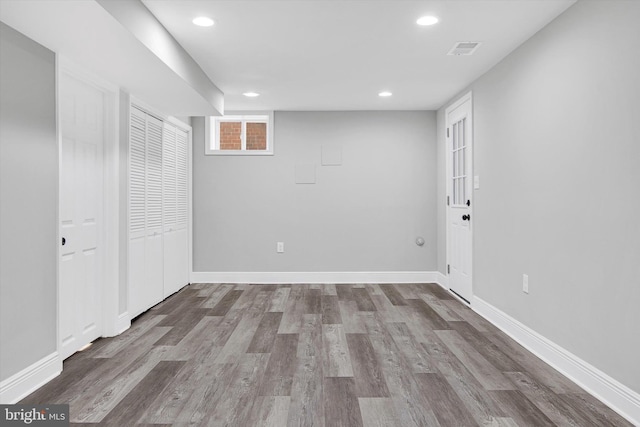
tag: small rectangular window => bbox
[205,112,273,155]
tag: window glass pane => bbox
[461,176,467,203]
[453,148,457,178]
[453,123,458,150]
[452,177,457,204]
[219,121,242,150]
[246,122,267,150]
[462,118,467,147]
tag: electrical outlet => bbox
[277,242,284,253]
[523,274,529,294]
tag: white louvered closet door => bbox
[129,107,147,317]
[176,127,189,232]
[129,107,190,314]
[163,123,189,296]
[129,108,164,317]
[144,114,165,308]
[163,123,177,233]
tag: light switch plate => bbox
[474,175,480,189]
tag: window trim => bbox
[205,111,274,156]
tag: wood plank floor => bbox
[21,283,632,426]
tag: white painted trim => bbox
[0,352,61,404]
[431,271,472,306]
[205,110,274,156]
[473,296,640,426]
[434,271,449,289]
[54,53,61,383]
[112,312,131,336]
[446,91,474,116]
[130,97,192,133]
[122,92,132,321]
[102,78,122,339]
[190,271,441,284]
[187,118,193,287]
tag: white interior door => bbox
[129,107,164,317]
[59,72,104,359]
[129,107,147,317]
[162,122,189,296]
[144,114,164,308]
[446,93,473,303]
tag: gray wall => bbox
[0,23,57,381]
[193,111,437,272]
[437,0,640,392]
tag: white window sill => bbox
[205,150,274,156]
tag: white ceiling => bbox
[142,0,576,111]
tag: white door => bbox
[446,93,473,303]
[59,72,104,359]
[162,122,189,296]
[129,107,164,317]
[129,107,147,317]
[144,113,164,308]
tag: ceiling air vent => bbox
[448,42,481,56]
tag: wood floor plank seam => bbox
[22,283,631,427]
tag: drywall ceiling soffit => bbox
[0,0,223,116]
[142,0,576,111]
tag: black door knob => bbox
[462,214,470,221]
[62,237,66,246]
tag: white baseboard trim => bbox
[102,311,131,338]
[0,352,62,404]
[473,296,640,426]
[115,312,131,335]
[433,271,449,289]
[191,271,441,284]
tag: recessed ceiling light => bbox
[243,92,260,97]
[378,91,392,97]
[193,16,214,27]
[416,16,439,26]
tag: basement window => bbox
[205,112,274,155]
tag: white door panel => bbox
[447,94,473,303]
[163,228,188,296]
[145,232,164,307]
[162,123,189,298]
[59,72,104,360]
[129,236,146,317]
[129,108,168,315]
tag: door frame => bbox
[445,91,474,305]
[56,57,123,361]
